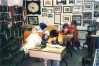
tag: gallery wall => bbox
[25,0,99,31]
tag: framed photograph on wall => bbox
[56,0,66,5]
[42,8,47,12]
[84,0,93,2]
[83,12,92,19]
[28,16,39,25]
[63,15,71,22]
[69,0,75,4]
[72,5,82,14]
[42,13,47,17]
[75,0,83,4]
[84,3,92,10]
[54,6,62,13]
[54,14,61,24]
[94,3,99,10]
[47,9,53,13]
[48,14,53,18]
[94,0,99,2]
[94,11,99,17]
[63,6,71,13]
[83,20,92,27]
[72,15,82,26]
[43,0,53,7]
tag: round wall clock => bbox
[26,1,41,14]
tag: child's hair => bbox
[71,20,77,27]
[50,30,58,38]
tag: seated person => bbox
[20,27,42,53]
[43,29,66,66]
[68,20,82,50]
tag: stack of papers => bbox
[48,45,62,48]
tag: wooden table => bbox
[29,47,66,66]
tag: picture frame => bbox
[47,9,53,13]
[75,0,83,4]
[43,0,53,7]
[84,3,92,10]
[42,13,47,17]
[63,6,71,13]
[63,15,71,22]
[84,0,93,2]
[94,0,99,2]
[83,20,92,27]
[48,14,53,18]
[56,0,66,5]
[54,14,61,24]
[69,0,75,4]
[43,18,52,25]
[83,12,92,19]
[72,15,82,26]
[94,3,99,10]
[28,16,39,25]
[94,11,99,17]
[54,6,62,13]
[42,8,47,12]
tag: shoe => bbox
[79,47,82,50]
[74,46,77,50]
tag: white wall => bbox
[26,0,98,30]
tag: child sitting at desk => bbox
[20,27,42,53]
[68,20,82,50]
[46,29,66,66]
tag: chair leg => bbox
[67,50,72,57]
[62,58,68,66]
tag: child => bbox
[68,20,82,50]
[39,23,50,45]
[46,30,66,66]
[20,27,42,53]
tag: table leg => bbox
[44,59,47,66]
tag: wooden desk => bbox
[62,35,73,42]
[29,47,66,66]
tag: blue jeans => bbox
[47,60,60,66]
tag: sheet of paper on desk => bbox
[49,45,62,48]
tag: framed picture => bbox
[47,9,53,13]
[28,16,39,25]
[94,11,99,17]
[72,15,82,26]
[78,30,86,40]
[63,6,71,13]
[42,13,47,17]
[43,18,52,25]
[43,0,53,7]
[56,0,66,5]
[42,8,47,12]
[48,14,53,18]
[54,6,62,13]
[84,3,92,10]
[63,15,71,22]
[83,20,92,27]
[69,0,75,4]
[54,14,61,24]
[83,12,92,19]
[94,3,99,10]
[84,0,93,2]
[94,0,99,2]
[72,5,83,14]
[75,0,83,4]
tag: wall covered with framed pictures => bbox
[24,0,98,31]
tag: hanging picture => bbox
[94,3,99,10]
[72,5,82,14]
[94,0,99,2]
[63,6,71,13]
[69,0,75,4]
[47,9,53,13]
[42,13,47,17]
[75,0,83,4]
[42,8,47,12]
[84,0,93,2]
[84,3,92,10]
[56,0,66,5]
[63,15,71,22]
[43,0,53,7]
[54,6,62,13]
[54,14,61,24]
[83,12,92,19]
[83,20,92,27]
[28,16,39,25]
[94,11,99,17]
[48,14,53,18]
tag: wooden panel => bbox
[47,25,58,32]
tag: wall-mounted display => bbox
[42,13,47,17]
[28,16,39,25]
[83,20,92,27]
[54,14,61,24]
[69,0,75,4]
[84,0,93,2]
[54,6,62,13]
[72,5,82,14]
[42,8,47,12]
[43,0,53,7]
[94,3,99,10]
[63,15,71,22]
[26,1,41,14]
[83,12,92,19]
[75,0,83,4]
[94,11,99,17]
[47,9,53,13]
[72,15,82,26]
[63,6,71,13]
[56,0,66,5]
[84,3,92,10]
[48,14,53,18]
